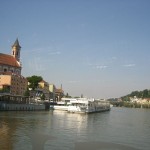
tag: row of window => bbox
[12,77,27,85]
[2,67,21,75]
[11,82,26,87]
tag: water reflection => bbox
[0,108,150,150]
[75,141,140,150]
[0,111,55,150]
[0,121,13,149]
[51,110,89,131]
[0,112,25,150]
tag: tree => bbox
[143,89,149,98]
[24,88,30,97]
[26,75,43,90]
[121,89,150,101]
[121,96,130,101]
[0,86,10,93]
[40,93,45,100]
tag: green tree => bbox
[121,89,150,101]
[148,90,150,97]
[121,96,130,101]
[143,89,149,98]
[0,87,10,93]
[40,93,45,100]
[24,88,30,97]
[26,75,43,90]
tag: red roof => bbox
[0,53,21,68]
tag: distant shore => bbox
[112,101,150,109]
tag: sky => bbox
[0,0,150,99]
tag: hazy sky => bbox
[0,0,150,98]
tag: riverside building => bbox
[0,39,27,96]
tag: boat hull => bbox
[53,105,68,111]
[68,106,110,113]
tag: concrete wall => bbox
[0,103,45,111]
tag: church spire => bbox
[12,38,21,61]
[12,38,21,48]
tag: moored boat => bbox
[53,101,69,111]
[67,98,110,113]
[50,98,77,111]
[51,97,110,113]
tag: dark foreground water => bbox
[0,107,150,150]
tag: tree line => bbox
[121,89,150,101]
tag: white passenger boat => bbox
[67,98,110,113]
[51,98,77,111]
[53,101,69,111]
[51,98,110,113]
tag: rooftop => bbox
[0,53,21,68]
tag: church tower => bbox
[12,38,21,62]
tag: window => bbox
[4,68,7,72]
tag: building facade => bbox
[0,39,22,75]
[49,84,56,101]
[55,85,64,101]
[0,72,27,95]
[37,80,50,99]
[0,39,27,96]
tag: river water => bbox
[0,107,150,150]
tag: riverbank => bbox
[122,102,150,108]
[0,102,52,111]
[0,102,45,111]
[111,101,150,109]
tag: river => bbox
[0,107,150,150]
